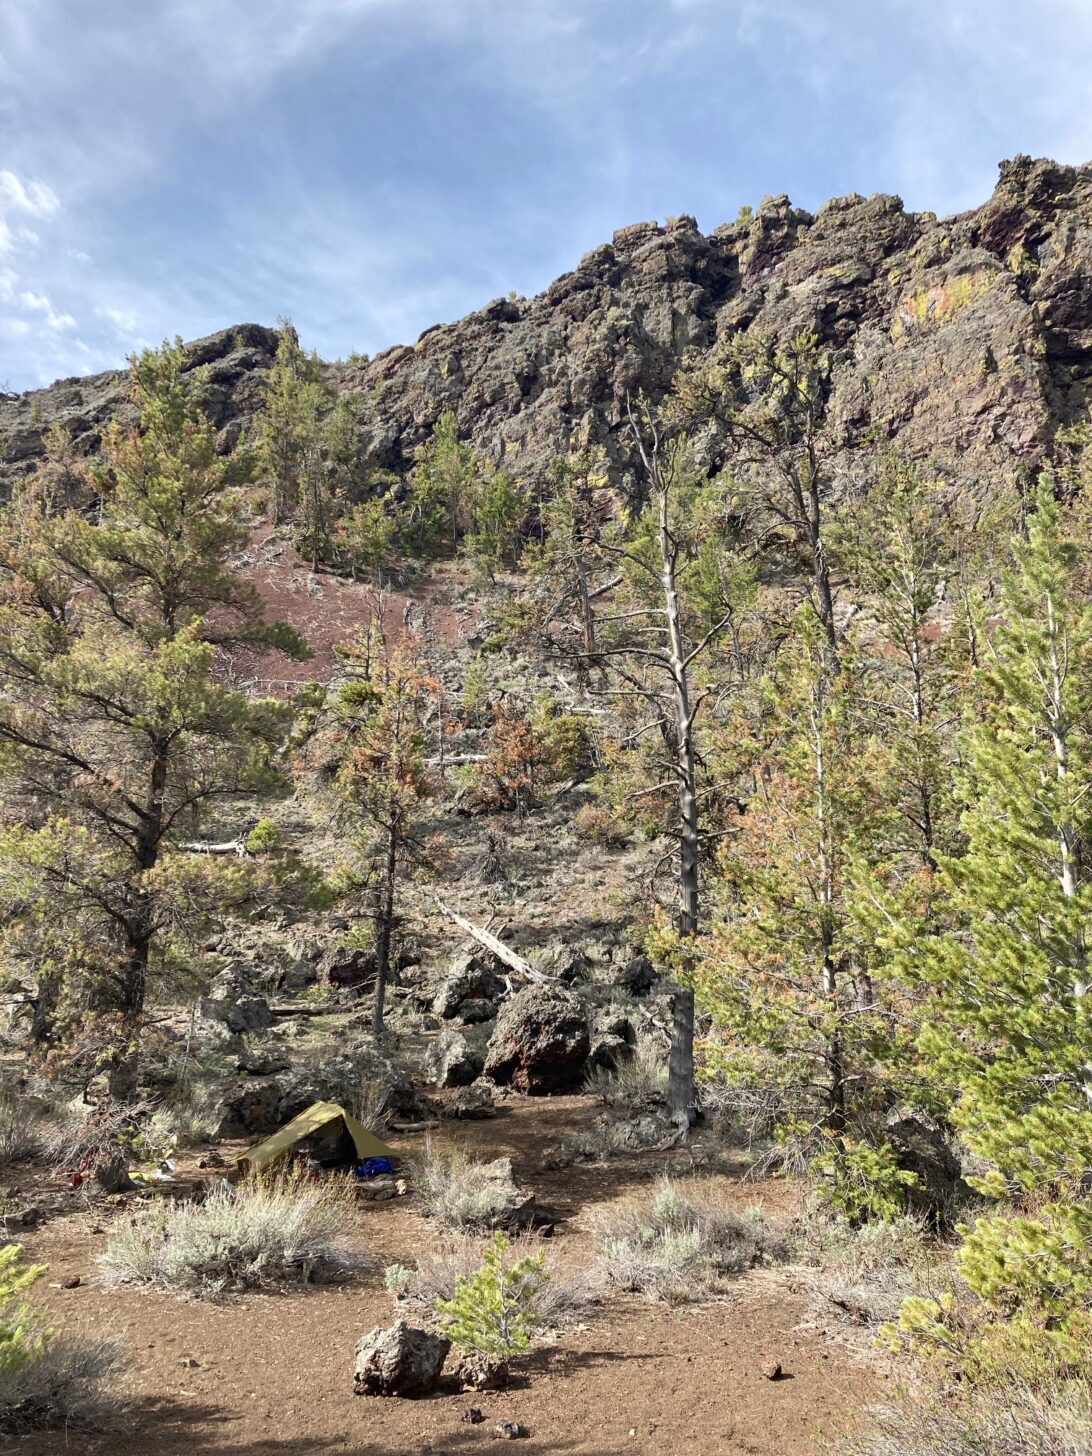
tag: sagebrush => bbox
[588,1179,786,1303]
[412,1142,525,1230]
[100,1172,359,1295]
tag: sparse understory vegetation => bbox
[1,285,1092,1450]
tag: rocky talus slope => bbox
[3,154,1092,496]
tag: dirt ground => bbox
[8,1098,879,1456]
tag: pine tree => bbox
[257,320,329,533]
[0,1244,50,1376]
[326,612,441,1040]
[887,479,1092,1326]
[672,329,839,657]
[405,411,478,557]
[435,1232,547,1358]
[697,614,906,1188]
[0,341,310,1098]
[461,463,526,578]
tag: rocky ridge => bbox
[3,155,1091,499]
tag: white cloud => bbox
[0,170,60,218]
[19,290,75,329]
[95,304,140,333]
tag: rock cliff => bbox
[3,155,1091,497]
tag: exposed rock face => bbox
[424,1028,483,1088]
[0,323,280,491]
[484,984,591,1094]
[352,1321,450,1398]
[6,158,1092,505]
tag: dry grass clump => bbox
[587,1178,787,1303]
[384,1232,604,1331]
[412,1142,527,1230]
[0,1094,42,1168]
[100,1171,360,1296]
[0,1335,127,1436]
[795,1211,947,1329]
[351,1076,392,1137]
[849,1380,1092,1456]
[584,1038,667,1107]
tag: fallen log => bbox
[435,900,548,982]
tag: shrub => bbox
[412,1143,526,1230]
[435,1232,547,1357]
[810,1136,920,1224]
[587,1179,786,1303]
[0,1336,127,1436]
[795,1209,944,1329]
[573,802,628,848]
[0,1097,42,1168]
[351,1077,392,1137]
[885,1202,1092,1383]
[0,1245,50,1375]
[100,1171,359,1295]
[386,1233,599,1332]
[848,1379,1092,1456]
[585,1038,666,1107]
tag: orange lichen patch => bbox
[891,268,995,340]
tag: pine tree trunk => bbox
[659,482,697,1123]
[373,828,397,1044]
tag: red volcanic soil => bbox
[223,529,476,693]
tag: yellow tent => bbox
[238,1100,396,1175]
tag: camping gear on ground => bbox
[237,1100,396,1175]
[354,1157,394,1179]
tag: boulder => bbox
[884,1106,969,1217]
[531,944,591,984]
[449,1080,497,1120]
[424,1029,483,1088]
[197,964,272,1035]
[455,1352,509,1390]
[473,1156,536,1228]
[586,1033,633,1073]
[282,958,318,993]
[277,1047,424,1126]
[236,1047,291,1076]
[615,955,658,996]
[353,1320,450,1398]
[217,1045,424,1139]
[453,998,496,1025]
[587,1006,637,1072]
[484,985,591,1094]
[215,1079,282,1138]
[433,952,505,1020]
[318,945,376,988]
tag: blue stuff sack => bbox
[355,1157,394,1179]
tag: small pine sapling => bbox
[0,1244,50,1376]
[434,1232,548,1358]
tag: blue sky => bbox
[1,0,1090,389]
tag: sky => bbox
[1,0,1091,391]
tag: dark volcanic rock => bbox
[433,953,505,1021]
[424,1029,483,1088]
[6,159,1092,513]
[484,984,591,1094]
[448,1079,497,1119]
[353,1321,450,1398]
